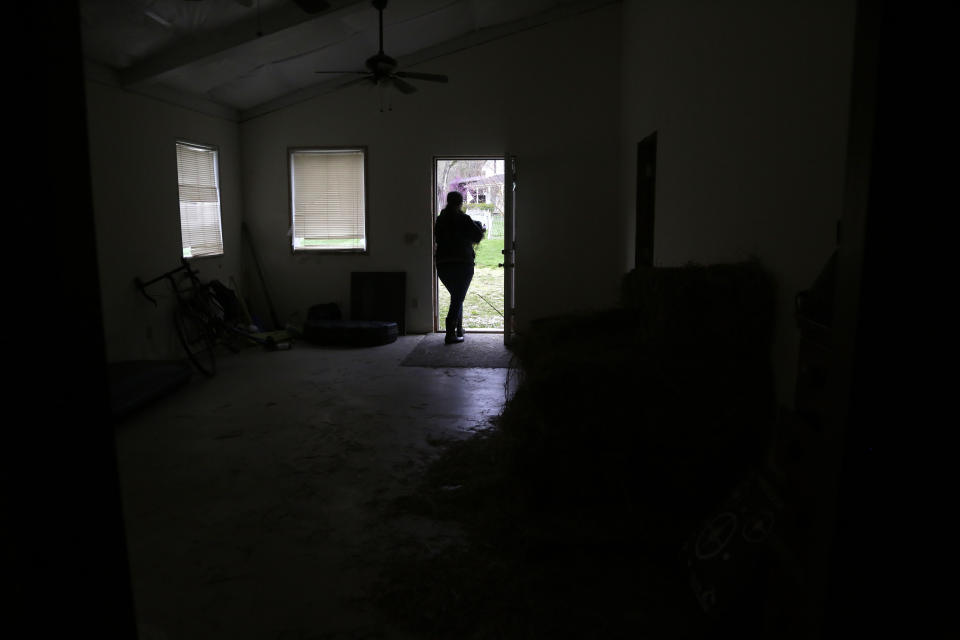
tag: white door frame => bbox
[503,154,517,346]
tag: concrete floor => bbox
[115,334,515,640]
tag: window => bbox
[176,141,223,258]
[290,148,367,252]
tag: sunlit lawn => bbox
[438,237,504,330]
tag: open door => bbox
[503,154,517,346]
[433,157,507,334]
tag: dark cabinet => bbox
[350,271,406,335]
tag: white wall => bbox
[85,80,243,362]
[619,0,858,403]
[85,0,855,397]
[239,4,623,334]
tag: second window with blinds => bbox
[290,148,368,253]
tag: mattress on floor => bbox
[301,302,399,347]
[302,319,399,347]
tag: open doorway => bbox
[433,157,506,333]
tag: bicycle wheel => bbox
[173,304,217,376]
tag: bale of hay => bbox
[415,260,778,540]
[378,260,780,638]
[620,258,777,360]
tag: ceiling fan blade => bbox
[315,70,367,74]
[337,75,375,90]
[395,71,448,83]
[389,76,418,95]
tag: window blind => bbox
[177,142,223,258]
[291,149,366,251]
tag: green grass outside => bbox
[438,236,504,330]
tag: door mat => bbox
[401,333,515,368]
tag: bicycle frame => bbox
[135,260,291,377]
[136,258,226,376]
[135,258,206,307]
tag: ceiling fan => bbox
[315,0,449,95]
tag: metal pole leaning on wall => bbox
[242,222,280,330]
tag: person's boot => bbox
[445,318,464,344]
[456,317,464,338]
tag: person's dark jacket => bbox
[435,207,485,264]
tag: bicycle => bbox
[135,259,243,377]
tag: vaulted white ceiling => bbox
[79,0,616,119]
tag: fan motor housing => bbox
[366,53,398,75]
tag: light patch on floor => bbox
[115,336,514,639]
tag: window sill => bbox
[292,249,368,255]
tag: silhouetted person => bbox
[435,191,485,344]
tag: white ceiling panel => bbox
[79,0,619,115]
